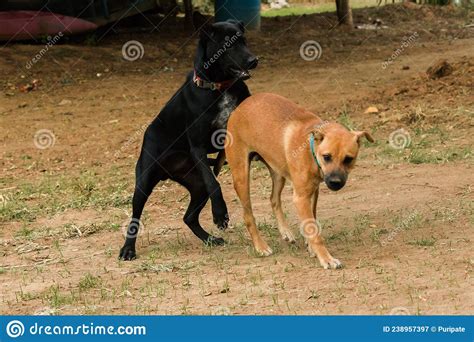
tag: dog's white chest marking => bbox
[214,93,237,128]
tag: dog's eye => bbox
[343,156,354,165]
[322,154,332,162]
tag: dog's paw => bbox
[306,242,342,269]
[255,241,273,257]
[280,229,296,243]
[204,236,226,246]
[213,212,229,230]
[319,256,343,270]
[119,245,136,261]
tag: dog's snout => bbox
[325,174,346,191]
[247,56,258,70]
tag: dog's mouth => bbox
[230,68,251,80]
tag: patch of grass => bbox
[337,106,356,131]
[372,124,473,166]
[408,237,436,247]
[407,150,435,164]
[257,220,282,254]
[370,227,389,243]
[15,226,34,239]
[391,210,424,231]
[44,284,76,308]
[261,0,378,17]
[262,5,334,17]
[433,207,459,223]
[352,214,371,241]
[408,147,472,164]
[13,221,122,242]
[17,291,40,301]
[1,202,37,222]
[258,220,279,239]
[138,260,196,273]
[251,160,267,171]
[327,229,349,242]
[1,170,132,223]
[78,273,101,291]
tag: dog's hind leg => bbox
[174,167,225,246]
[268,168,295,243]
[227,148,272,256]
[119,151,165,260]
[188,146,229,230]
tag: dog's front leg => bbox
[189,146,229,230]
[293,189,342,269]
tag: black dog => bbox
[119,12,258,260]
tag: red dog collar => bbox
[193,70,235,91]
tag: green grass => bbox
[408,237,436,247]
[407,147,472,165]
[45,284,76,308]
[262,4,336,17]
[15,226,34,239]
[261,0,381,17]
[369,124,474,166]
[78,273,102,291]
[1,170,132,223]
[391,210,424,231]
[337,107,357,131]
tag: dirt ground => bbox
[1,5,473,315]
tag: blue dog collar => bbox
[310,132,322,170]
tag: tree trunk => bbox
[183,0,193,29]
[335,0,353,26]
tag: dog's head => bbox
[193,12,258,81]
[312,122,374,191]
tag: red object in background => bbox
[0,11,98,41]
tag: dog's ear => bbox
[313,131,324,143]
[354,131,374,144]
[227,19,245,33]
[238,21,245,33]
[193,12,213,37]
[305,126,324,143]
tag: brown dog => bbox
[225,93,373,269]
